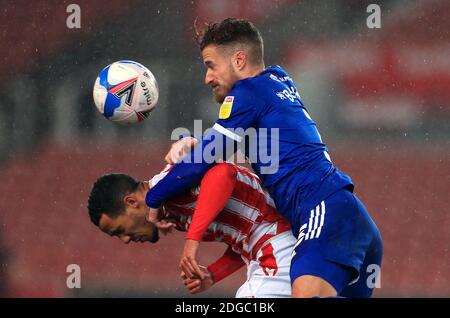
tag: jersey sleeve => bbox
[186,163,237,241]
[207,246,245,284]
[146,129,238,208]
[213,81,262,143]
[145,160,210,208]
[145,83,258,209]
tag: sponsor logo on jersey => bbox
[219,96,234,119]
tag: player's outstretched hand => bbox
[180,267,213,294]
[179,239,205,279]
[146,207,175,235]
[165,136,198,164]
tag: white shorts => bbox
[235,231,296,298]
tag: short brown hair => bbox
[195,18,264,65]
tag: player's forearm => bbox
[146,130,235,208]
[145,161,211,208]
[186,163,237,241]
[207,246,245,284]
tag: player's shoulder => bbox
[252,65,291,85]
[232,65,290,95]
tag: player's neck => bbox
[240,64,265,80]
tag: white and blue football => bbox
[93,60,159,124]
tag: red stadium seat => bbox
[1,141,448,297]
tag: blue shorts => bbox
[289,188,383,297]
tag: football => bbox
[93,60,159,124]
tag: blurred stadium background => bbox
[0,0,449,297]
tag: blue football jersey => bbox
[212,66,353,222]
[147,65,353,227]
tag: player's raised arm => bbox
[187,163,237,240]
[145,132,233,209]
[179,163,237,279]
[146,81,261,211]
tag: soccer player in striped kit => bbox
[87,162,296,297]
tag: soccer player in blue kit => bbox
[146,18,383,297]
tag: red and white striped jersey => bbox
[151,163,291,263]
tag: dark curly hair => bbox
[87,173,139,226]
[195,18,264,65]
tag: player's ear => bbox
[123,194,138,208]
[233,51,246,71]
